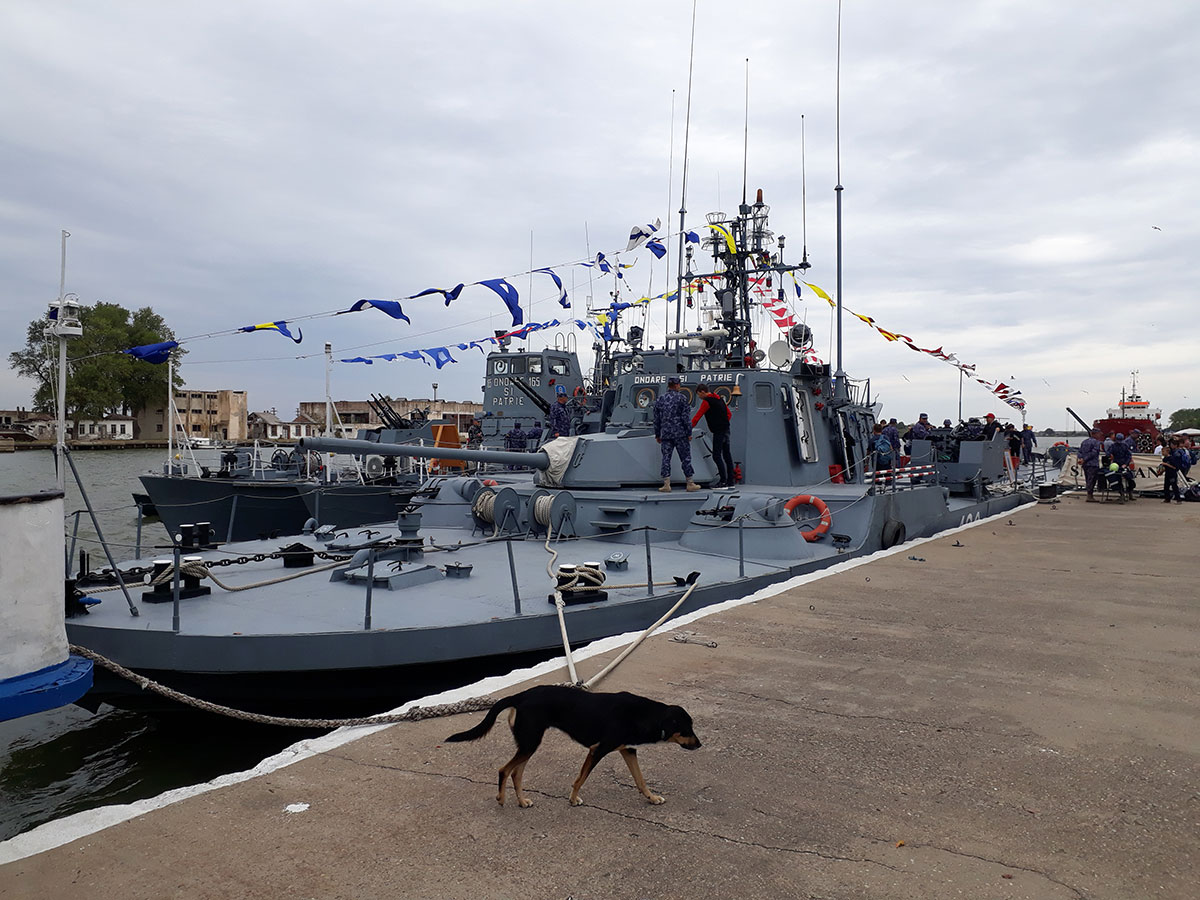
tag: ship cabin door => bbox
[837,410,874,484]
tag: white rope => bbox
[584,578,700,689]
[532,492,554,526]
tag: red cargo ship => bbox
[1092,373,1162,452]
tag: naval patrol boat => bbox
[67,189,1033,714]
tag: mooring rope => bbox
[69,644,497,729]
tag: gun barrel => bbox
[299,436,550,469]
[1065,407,1093,434]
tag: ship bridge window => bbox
[527,357,543,375]
[549,357,570,376]
[509,357,527,375]
[754,383,774,410]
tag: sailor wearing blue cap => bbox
[911,413,931,441]
[549,386,571,438]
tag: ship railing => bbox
[865,464,933,493]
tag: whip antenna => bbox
[801,114,809,269]
[833,0,847,395]
[673,0,698,361]
[742,58,750,206]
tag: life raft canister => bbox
[783,494,832,543]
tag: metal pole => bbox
[54,231,69,492]
[833,182,845,396]
[506,539,522,614]
[958,367,963,423]
[644,528,654,595]
[324,342,333,439]
[171,542,181,633]
[67,510,82,575]
[135,504,143,559]
[62,447,139,616]
[167,355,174,472]
[363,548,376,629]
[738,517,745,578]
[225,494,239,544]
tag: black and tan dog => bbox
[445,685,701,808]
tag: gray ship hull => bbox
[69,482,1029,713]
[139,474,311,543]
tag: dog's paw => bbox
[517,797,534,808]
[647,794,666,805]
[569,795,584,807]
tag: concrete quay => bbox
[2,493,1197,899]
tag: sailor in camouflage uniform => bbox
[548,386,572,438]
[653,376,700,492]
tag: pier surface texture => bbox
[3,493,1197,899]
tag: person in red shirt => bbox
[691,383,735,488]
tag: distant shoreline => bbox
[5,441,170,452]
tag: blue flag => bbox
[408,284,465,306]
[238,321,302,343]
[535,268,569,309]
[422,347,456,369]
[343,299,411,324]
[477,278,523,326]
[123,341,179,364]
[645,239,666,259]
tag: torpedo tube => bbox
[0,491,94,722]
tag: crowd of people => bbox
[869,412,1040,473]
[1077,427,1195,503]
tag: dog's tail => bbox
[444,697,514,743]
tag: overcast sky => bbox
[2,1,1197,431]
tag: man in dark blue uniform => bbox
[1077,427,1103,501]
[505,422,527,452]
[653,376,699,492]
[691,383,734,488]
[548,387,571,439]
[911,413,932,441]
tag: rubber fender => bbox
[881,519,906,549]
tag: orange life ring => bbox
[1053,441,1067,448]
[783,494,832,542]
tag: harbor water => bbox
[0,449,323,842]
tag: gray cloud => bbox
[2,1,1197,428]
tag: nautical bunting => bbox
[123,341,179,364]
[342,299,411,324]
[339,318,598,366]
[239,320,303,343]
[115,215,707,364]
[409,284,465,306]
[476,278,523,326]
[804,277,1028,411]
[534,268,570,309]
[625,218,661,252]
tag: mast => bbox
[52,230,72,492]
[673,0,699,366]
[832,0,847,399]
